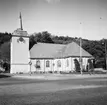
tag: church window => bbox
[36,60,41,69]
[57,60,61,67]
[46,60,50,67]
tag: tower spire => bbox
[19,12,23,30]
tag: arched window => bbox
[36,60,40,69]
[57,60,61,67]
[66,59,69,67]
[46,60,50,67]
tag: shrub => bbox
[74,59,80,72]
[87,59,94,72]
[88,59,93,69]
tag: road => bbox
[0,74,107,105]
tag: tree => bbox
[82,39,106,69]
[29,35,37,50]
[0,41,10,62]
[87,59,94,73]
[52,35,74,44]
[31,31,54,44]
[0,32,11,45]
[41,31,54,43]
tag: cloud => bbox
[45,0,60,3]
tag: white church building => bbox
[10,15,93,74]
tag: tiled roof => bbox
[62,42,92,57]
[30,42,92,59]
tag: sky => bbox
[0,0,107,40]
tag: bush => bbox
[95,59,105,69]
[48,71,53,73]
[74,59,80,72]
[87,59,94,73]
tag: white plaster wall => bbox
[11,37,30,64]
[34,59,45,72]
[45,58,74,72]
[82,58,88,70]
[10,65,30,73]
[40,60,44,72]
[30,58,89,73]
[53,59,58,72]
[44,59,53,72]
[62,58,65,71]
[10,36,30,73]
[30,59,45,72]
[53,59,57,72]
[31,59,54,72]
[30,59,36,72]
[52,58,73,72]
[64,57,72,72]
[71,58,76,71]
[62,58,67,72]
[54,59,63,72]
[51,60,54,72]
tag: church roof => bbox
[30,42,92,59]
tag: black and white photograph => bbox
[0,0,107,105]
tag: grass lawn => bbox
[0,74,107,105]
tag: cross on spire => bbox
[19,12,23,30]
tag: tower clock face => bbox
[17,37,25,43]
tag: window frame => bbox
[57,60,61,67]
[35,60,41,69]
[46,60,50,67]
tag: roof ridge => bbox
[37,42,66,46]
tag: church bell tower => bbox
[10,13,30,73]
